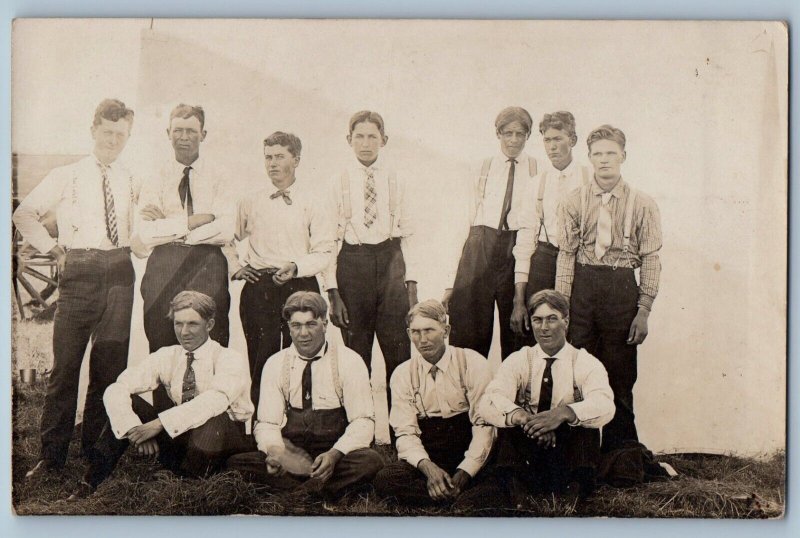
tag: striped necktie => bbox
[182,351,198,403]
[98,162,119,247]
[364,168,377,228]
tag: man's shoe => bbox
[24,459,60,479]
[66,480,96,502]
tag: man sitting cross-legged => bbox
[68,291,254,500]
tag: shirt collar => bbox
[184,337,214,360]
[270,178,299,196]
[534,341,572,361]
[416,345,452,373]
[171,154,205,176]
[497,151,529,165]
[90,153,113,171]
[590,175,626,198]
[552,157,577,176]
[293,341,328,362]
[356,156,383,173]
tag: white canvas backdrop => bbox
[11,19,787,456]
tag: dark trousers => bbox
[141,244,230,411]
[568,264,639,451]
[240,274,319,415]
[493,424,600,496]
[336,239,410,390]
[84,395,253,488]
[374,412,476,505]
[40,248,134,465]
[519,241,560,347]
[225,406,383,498]
[449,226,523,359]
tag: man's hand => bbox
[522,406,575,439]
[126,419,164,446]
[140,204,166,221]
[406,281,418,308]
[327,289,349,328]
[265,452,286,476]
[627,307,650,345]
[441,288,454,315]
[418,459,455,501]
[310,448,343,483]
[273,262,298,286]
[187,213,215,231]
[451,469,471,496]
[535,430,557,448]
[136,438,160,457]
[49,245,67,274]
[510,283,530,336]
[508,408,534,427]
[232,264,261,283]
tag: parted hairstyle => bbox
[406,299,448,327]
[587,124,626,151]
[539,111,577,139]
[527,289,570,319]
[168,291,217,321]
[282,291,328,321]
[264,131,302,158]
[348,110,386,137]
[169,103,206,130]
[495,106,533,134]
[93,99,134,127]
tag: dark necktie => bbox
[98,162,119,247]
[178,166,194,216]
[270,189,292,205]
[498,158,517,232]
[536,357,557,413]
[181,351,197,403]
[301,355,323,410]
[429,364,439,380]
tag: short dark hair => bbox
[282,291,328,322]
[587,124,626,152]
[495,106,533,134]
[539,111,576,139]
[527,289,570,319]
[407,299,448,327]
[348,110,386,137]
[264,131,302,158]
[169,103,205,130]
[93,99,134,128]
[168,290,216,321]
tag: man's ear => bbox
[200,129,207,142]
[443,324,451,339]
[570,134,578,147]
[346,134,352,145]
[381,135,388,147]
[206,317,216,332]
[620,150,627,164]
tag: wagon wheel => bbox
[14,228,59,321]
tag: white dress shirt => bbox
[512,159,590,283]
[254,340,375,457]
[447,152,537,285]
[389,346,496,477]
[325,157,419,287]
[103,338,253,440]
[234,180,335,277]
[13,154,139,254]
[479,342,615,430]
[136,156,233,249]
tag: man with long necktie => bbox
[225,292,384,500]
[326,110,420,420]
[444,107,539,360]
[67,291,254,500]
[555,125,662,451]
[137,104,233,357]
[14,99,140,479]
[510,111,591,345]
[232,131,335,414]
[477,290,615,504]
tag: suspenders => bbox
[409,347,468,419]
[578,181,638,269]
[280,342,344,409]
[475,156,538,218]
[339,168,398,245]
[518,346,582,411]
[535,164,590,244]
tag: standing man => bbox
[326,111,419,407]
[68,291,254,499]
[138,104,233,356]
[374,300,495,506]
[14,99,139,478]
[556,124,662,451]
[225,292,384,500]
[510,111,590,342]
[233,131,335,413]
[478,290,615,503]
[444,106,539,360]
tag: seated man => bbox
[68,291,254,499]
[478,289,615,503]
[225,291,383,500]
[374,300,495,506]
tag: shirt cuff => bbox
[403,447,431,469]
[514,271,529,284]
[566,402,594,427]
[110,411,143,441]
[158,407,190,438]
[457,458,483,478]
[637,295,654,311]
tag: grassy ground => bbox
[12,379,785,517]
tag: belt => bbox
[256,267,279,276]
[535,241,559,256]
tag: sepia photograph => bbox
[10,18,787,517]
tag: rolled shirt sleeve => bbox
[332,350,376,455]
[458,351,496,477]
[512,178,540,284]
[253,355,289,455]
[478,350,528,428]
[293,194,336,279]
[388,363,431,468]
[12,167,67,255]
[565,349,616,429]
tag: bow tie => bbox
[270,189,292,205]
